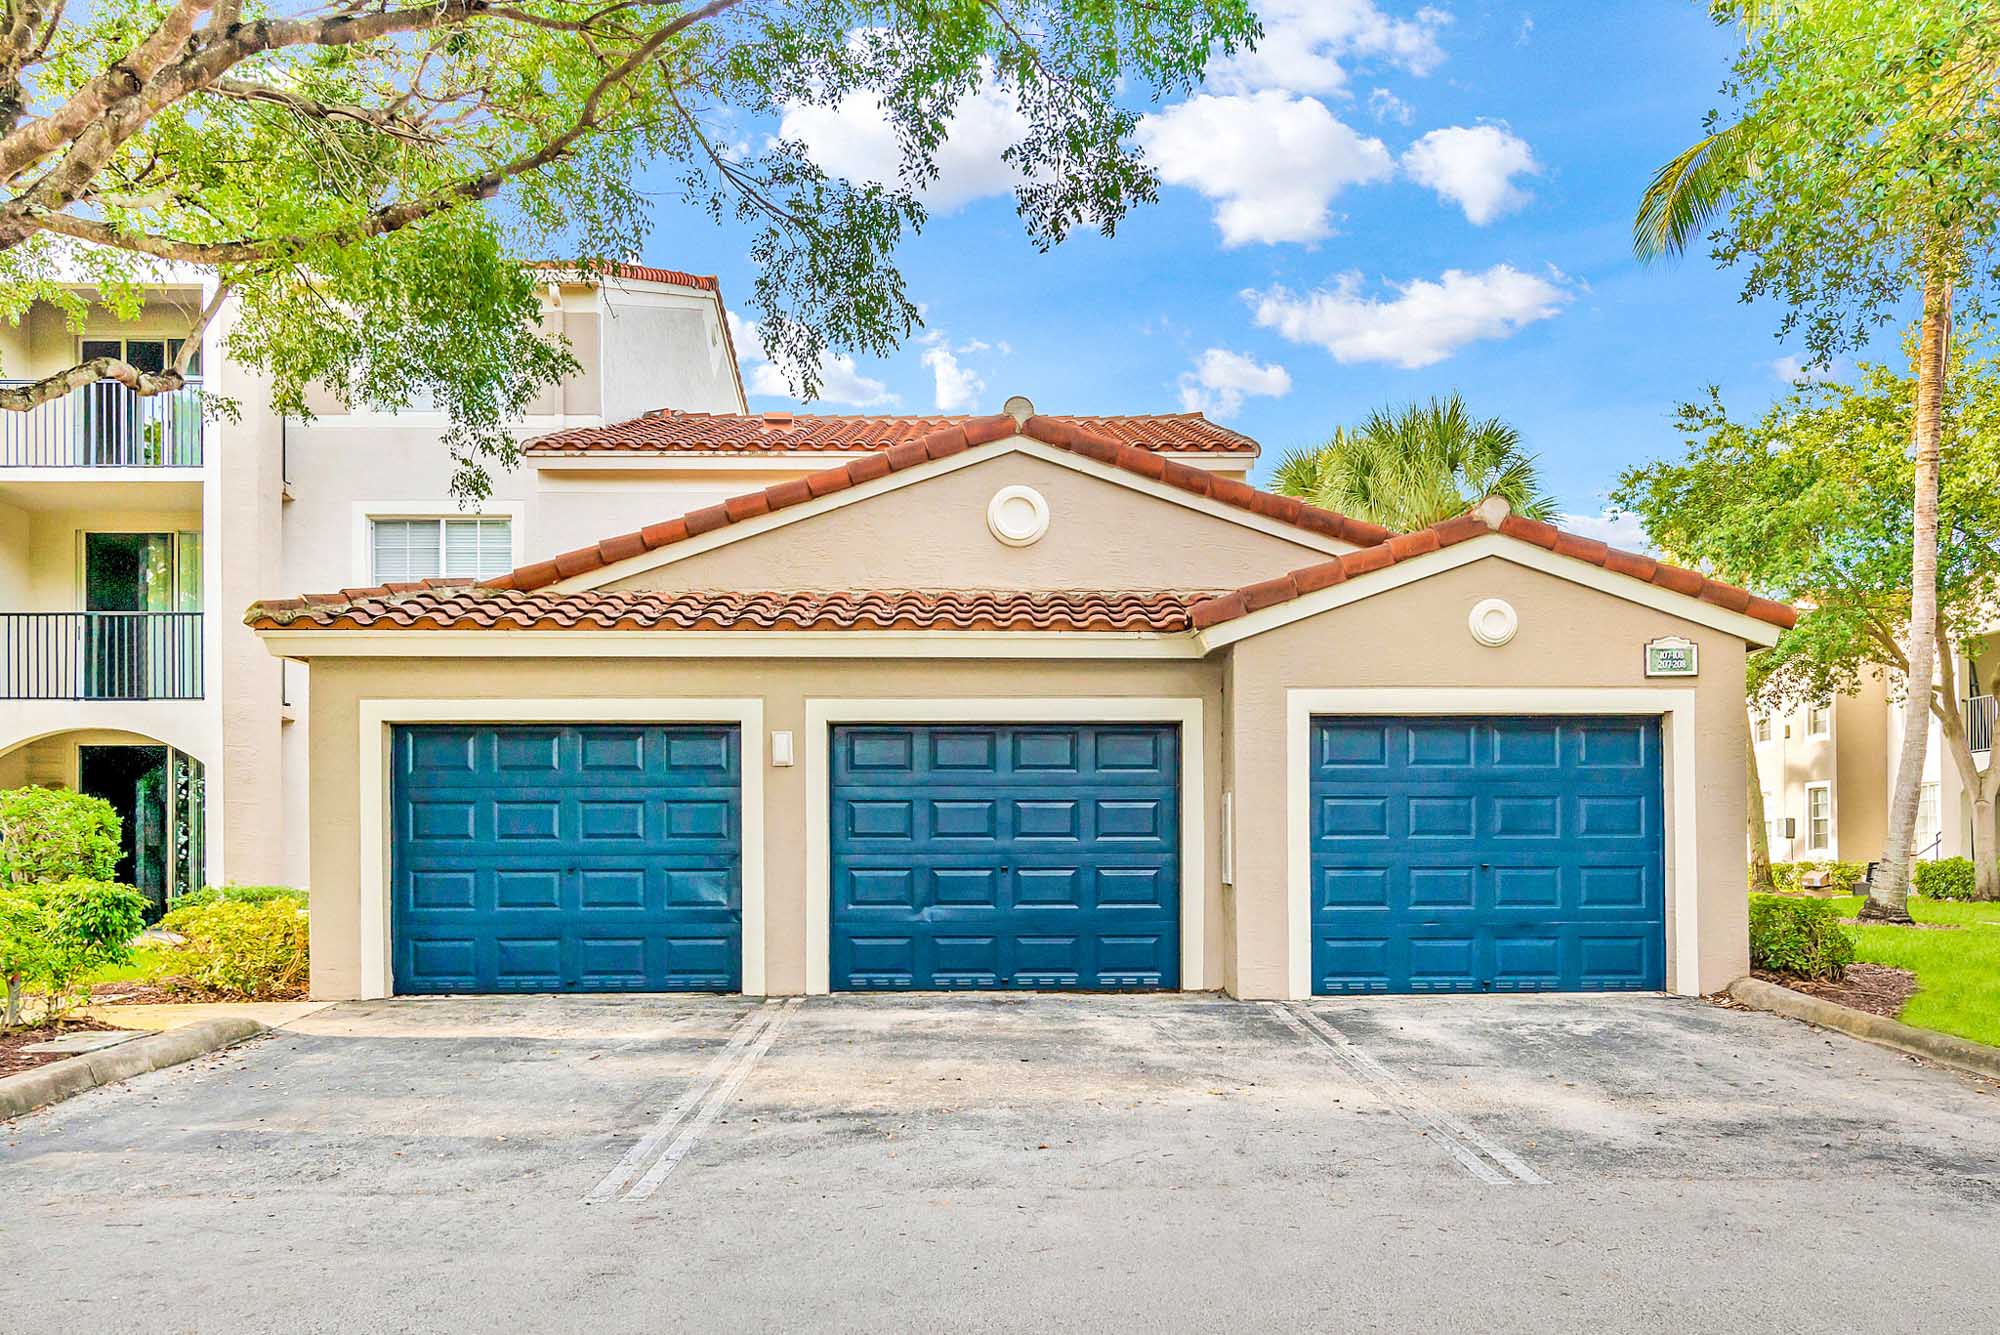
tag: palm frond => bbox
[1633,120,1755,263]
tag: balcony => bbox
[1,612,203,700]
[0,379,204,468]
[1971,694,1994,754]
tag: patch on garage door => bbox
[1309,715,1664,994]
[393,724,742,993]
[830,723,1180,990]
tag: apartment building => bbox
[0,263,747,904]
[2,264,1263,907]
[1753,631,1998,869]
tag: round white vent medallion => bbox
[1468,597,1519,647]
[987,485,1051,547]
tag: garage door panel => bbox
[830,723,1180,990]
[392,724,741,994]
[1310,716,1664,995]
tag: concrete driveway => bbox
[3,993,1996,1333]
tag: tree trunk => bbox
[3,973,19,1029]
[1978,793,2000,901]
[1746,723,1774,891]
[1863,274,1951,924]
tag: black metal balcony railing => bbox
[0,612,203,700]
[1971,693,1995,754]
[0,379,204,467]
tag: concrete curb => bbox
[1728,977,2000,1083]
[0,1017,268,1121]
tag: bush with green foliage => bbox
[169,885,309,910]
[159,899,309,999]
[1748,894,1856,981]
[1913,858,1982,902]
[1764,861,1868,894]
[0,879,147,1026]
[0,786,121,887]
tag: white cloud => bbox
[1176,348,1293,419]
[1211,0,1450,96]
[1250,264,1573,368]
[1772,354,1841,383]
[1368,87,1414,125]
[777,76,1028,212]
[727,310,898,408]
[920,332,987,412]
[1559,508,1651,553]
[1138,91,1394,246]
[1401,125,1540,225]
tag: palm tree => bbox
[1272,394,1556,532]
[1633,106,1935,927]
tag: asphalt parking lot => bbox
[3,992,1996,1333]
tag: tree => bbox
[0,0,1258,497]
[1271,394,1555,532]
[1631,1,2000,921]
[1613,349,2000,900]
[0,879,148,1027]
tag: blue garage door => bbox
[392,724,741,993]
[1309,716,1664,994]
[830,723,1180,990]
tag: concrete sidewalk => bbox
[81,999,334,1032]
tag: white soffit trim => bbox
[1282,687,1702,1001]
[543,435,1351,593]
[1197,534,1785,650]
[802,697,1208,997]
[356,698,767,1001]
[258,629,1205,660]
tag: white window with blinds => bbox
[371,517,512,583]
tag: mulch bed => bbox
[88,979,307,1005]
[1840,918,1962,931]
[1758,963,1920,1021]
[0,1016,132,1079]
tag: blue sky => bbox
[634,1,1826,540]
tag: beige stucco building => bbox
[0,264,748,905]
[250,412,1792,1001]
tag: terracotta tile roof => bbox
[246,585,1211,633]
[525,410,1260,456]
[527,260,719,291]
[470,415,1388,595]
[1186,507,1800,632]
[246,414,1391,629]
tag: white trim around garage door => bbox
[1284,687,1701,1001]
[357,698,766,1000]
[802,697,1207,996]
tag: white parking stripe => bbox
[1269,1001,1547,1187]
[625,996,804,1201]
[587,1002,778,1203]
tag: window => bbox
[1805,783,1832,852]
[1916,782,1940,856]
[1762,793,1779,846]
[371,517,511,583]
[1806,703,1831,737]
[1754,715,1772,743]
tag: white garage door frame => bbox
[804,697,1207,996]
[357,698,766,999]
[1285,687,1700,1001]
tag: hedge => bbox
[1761,861,1868,894]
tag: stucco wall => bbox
[1223,556,1752,998]
[604,452,1338,595]
[302,655,1227,1000]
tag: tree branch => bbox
[0,279,228,410]
[208,76,437,143]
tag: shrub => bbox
[0,879,147,1026]
[168,884,308,910]
[1748,894,1855,981]
[1914,858,1980,901]
[159,898,308,999]
[0,787,120,887]
[1763,860,1867,894]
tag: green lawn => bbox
[1822,895,2000,1048]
